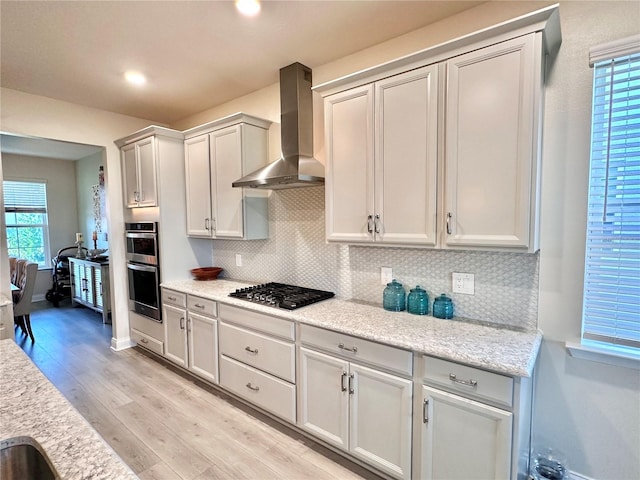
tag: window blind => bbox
[582,50,640,351]
[3,180,47,213]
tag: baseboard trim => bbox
[111,336,134,351]
[570,470,594,480]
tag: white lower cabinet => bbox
[299,347,413,480]
[163,290,218,384]
[420,385,513,480]
[218,304,297,423]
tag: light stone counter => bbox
[162,279,542,377]
[0,339,137,480]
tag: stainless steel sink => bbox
[1,436,59,480]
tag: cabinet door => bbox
[94,266,103,309]
[136,136,157,207]
[324,85,374,243]
[80,264,94,305]
[163,304,187,368]
[444,35,536,249]
[421,385,512,480]
[299,347,349,450]
[185,135,213,237]
[375,65,438,246]
[350,363,413,480]
[69,259,82,301]
[188,312,218,384]
[210,125,244,238]
[122,143,138,208]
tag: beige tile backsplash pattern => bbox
[211,187,539,330]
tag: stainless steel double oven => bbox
[125,222,161,322]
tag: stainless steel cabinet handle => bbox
[139,338,148,344]
[423,399,429,423]
[194,304,205,309]
[167,296,177,301]
[245,346,259,354]
[187,318,191,333]
[374,214,381,234]
[446,212,453,235]
[246,383,260,392]
[205,218,210,231]
[338,343,358,353]
[367,215,374,234]
[449,373,478,388]
[341,372,348,392]
[348,373,355,394]
[179,317,185,330]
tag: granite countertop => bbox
[162,279,542,377]
[0,339,137,480]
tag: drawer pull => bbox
[449,373,478,388]
[179,317,185,330]
[245,346,259,354]
[167,296,177,301]
[139,338,148,344]
[341,371,348,392]
[194,303,205,309]
[348,373,355,394]
[338,343,358,353]
[245,382,260,392]
[423,399,429,423]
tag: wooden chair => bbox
[13,260,38,342]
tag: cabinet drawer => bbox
[220,355,296,423]
[163,289,186,308]
[300,324,412,377]
[219,322,295,382]
[131,328,164,356]
[187,295,217,317]
[219,304,294,341]
[422,356,513,407]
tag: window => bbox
[582,35,640,357]
[3,180,50,268]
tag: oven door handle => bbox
[126,232,157,239]
[127,263,157,273]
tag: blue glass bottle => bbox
[433,294,454,319]
[383,279,406,311]
[407,286,429,315]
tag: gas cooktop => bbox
[229,282,335,310]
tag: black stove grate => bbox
[229,282,334,310]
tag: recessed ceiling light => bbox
[124,71,146,86]
[235,0,260,17]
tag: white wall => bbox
[75,152,109,251]
[0,88,155,348]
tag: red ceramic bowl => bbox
[190,267,223,281]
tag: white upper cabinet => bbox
[121,136,157,208]
[324,65,439,246]
[184,114,271,240]
[443,34,541,251]
[316,5,560,252]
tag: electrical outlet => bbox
[452,272,474,295]
[235,254,243,267]
[381,267,393,285]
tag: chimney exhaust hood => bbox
[232,62,324,189]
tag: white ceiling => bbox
[0,133,104,161]
[1,0,484,126]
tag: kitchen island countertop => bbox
[0,339,137,480]
[162,279,542,377]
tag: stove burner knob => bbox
[247,292,254,300]
[266,295,273,303]
[259,294,267,302]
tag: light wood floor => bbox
[14,301,382,480]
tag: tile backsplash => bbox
[211,187,539,331]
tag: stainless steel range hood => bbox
[232,62,324,189]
